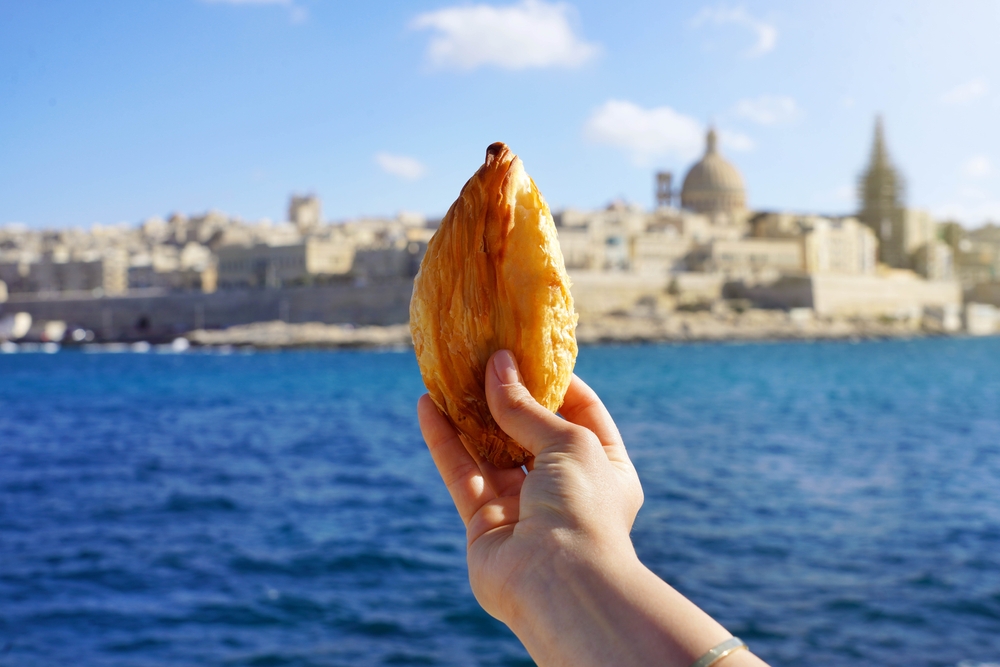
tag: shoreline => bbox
[179,310,981,350]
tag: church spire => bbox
[858,115,905,245]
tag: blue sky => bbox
[2,0,999,228]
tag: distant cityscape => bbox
[2,116,1000,346]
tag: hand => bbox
[418,350,769,667]
[417,349,643,620]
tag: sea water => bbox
[1,339,999,666]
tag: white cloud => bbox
[584,100,703,165]
[583,99,752,165]
[964,155,993,179]
[690,6,777,57]
[731,95,799,125]
[940,78,989,106]
[375,152,427,181]
[411,0,599,71]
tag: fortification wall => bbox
[0,279,414,341]
[738,276,814,310]
[740,274,961,317]
[568,270,672,318]
[968,281,1000,308]
[811,275,961,317]
[1,271,680,340]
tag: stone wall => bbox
[2,271,680,341]
[968,281,1000,307]
[568,270,672,318]
[812,274,960,317]
[0,279,414,342]
[740,273,961,317]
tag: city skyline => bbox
[2,1,999,229]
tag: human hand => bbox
[417,349,644,624]
[420,351,770,667]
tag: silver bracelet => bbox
[689,637,748,667]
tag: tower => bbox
[857,116,905,264]
[655,171,673,207]
[289,194,322,233]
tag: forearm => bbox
[507,543,768,667]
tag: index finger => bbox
[417,394,496,526]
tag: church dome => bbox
[680,129,747,216]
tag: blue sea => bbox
[1,339,999,667]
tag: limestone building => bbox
[800,217,877,276]
[128,242,218,293]
[689,238,802,278]
[680,128,748,226]
[947,223,1000,288]
[289,195,322,233]
[217,239,354,289]
[0,251,128,295]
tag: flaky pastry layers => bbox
[410,142,578,468]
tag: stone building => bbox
[0,251,128,295]
[880,208,935,270]
[289,195,322,233]
[555,203,648,270]
[953,224,1000,288]
[629,227,693,274]
[912,240,955,282]
[799,217,877,276]
[350,239,426,281]
[217,239,354,288]
[680,128,748,229]
[689,238,803,278]
[128,242,217,293]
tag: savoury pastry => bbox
[410,142,578,468]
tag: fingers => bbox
[559,375,631,465]
[417,394,495,526]
[485,350,596,458]
[472,454,526,499]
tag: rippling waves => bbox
[1,339,999,666]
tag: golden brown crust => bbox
[410,142,578,468]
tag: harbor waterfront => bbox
[5,123,1000,347]
[2,339,999,666]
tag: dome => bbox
[680,129,747,216]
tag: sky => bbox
[2,0,999,229]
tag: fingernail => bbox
[494,350,519,385]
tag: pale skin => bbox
[417,349,771,667]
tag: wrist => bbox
[505,528,637,616]
[502,536,735,667]
[504,537,643,664]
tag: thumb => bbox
[485,350,589,458]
